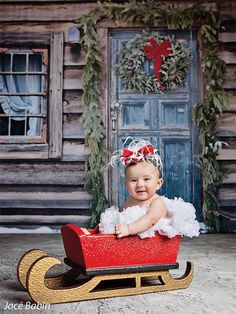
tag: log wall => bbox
[217,1,236,230]
[0,2,96,227]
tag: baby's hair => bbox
[109,137,163,178]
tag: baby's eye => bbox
[130,179,137,182]
[144,178,150,181]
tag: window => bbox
[0,49,48,142]
[0,32,63,159]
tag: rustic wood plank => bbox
[62,141,89,161]
[0,22,76,34]
[220,42,236,53]
[219,201,236,208]
[63,90,83,113]
[218,50,236,64]
[218,137,236,148]
[225,65,236,74]
[63,79,83,90]
[49,32,64,158]
[64,45,85,66]
[0,163,87,185]
[0,215,91,225]
[0,191,91,209]
[221,162,236,184]
[0,208,91,216]
[0,144,48,159]
[223,65,236,89]
[216,113,236,136]
[219,200,236,207]
[63,114,85,139]
[222,162,236,171]
[64,67,84,79]
[218,1,236,20]
[0,185,85,192]
[0,191,91,200]
[0,32,51,44]
[219,32,236,43]
[218,186,236,199]
[0,0,98,2]
[222,173,236,184]
[0,3,96,22]
[224,95,236,112]
[63,67,84,90]
[217,149,236,160]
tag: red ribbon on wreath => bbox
[143,38,173,89]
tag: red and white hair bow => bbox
[121,145,156,165]
[109,138,163,175]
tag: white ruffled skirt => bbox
[99,196,200,239]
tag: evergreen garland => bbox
[76,1,230,230]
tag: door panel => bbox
[159,101,189,129]
[161,139,191,201]
[119,100,150,129]
[109,30,200,218]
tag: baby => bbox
[99,138,199,239]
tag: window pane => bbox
[27,117,43,136]
[27,75,42,93]
[0,115,9,135]
[10,117,27,135]
[2,74,27,93]
[0,54,11,72]
[14,75,27,93]
[13,54,26,72]
[29,54,42,72]
[29,96,42,114]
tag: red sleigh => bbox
[17,224,193,304]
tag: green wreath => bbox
[116,32,192,93]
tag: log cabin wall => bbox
[217,1,236,230]
[0,0,235,230]
[0,1,97,227]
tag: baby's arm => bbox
[115,198,167,238]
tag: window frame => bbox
[0,48,48,143]
[0,32,63,159]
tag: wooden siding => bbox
[0,1,235,228]
[0,4,91,225]
[217,1,236,228]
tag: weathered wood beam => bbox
[0,191,91,209]
[218,50,236,64]
[62,141,89,161]
[0,163,87,185]
[219,32,236,43]
[217,113,236,136]
[217,149,236,160]
[0,144,48,159]
[63,91,83,114]
[63,114,85,139]
[0,3,96,22]
[49,32,64,158]
[0,215,91,225]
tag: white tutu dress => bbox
[99,196,200,239]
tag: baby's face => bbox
[125,161,163,201]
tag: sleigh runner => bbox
[17,224,194,304]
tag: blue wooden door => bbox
[109,30,201,219]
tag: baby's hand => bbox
[115,224,129,238]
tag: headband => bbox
[109,138,163,175]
